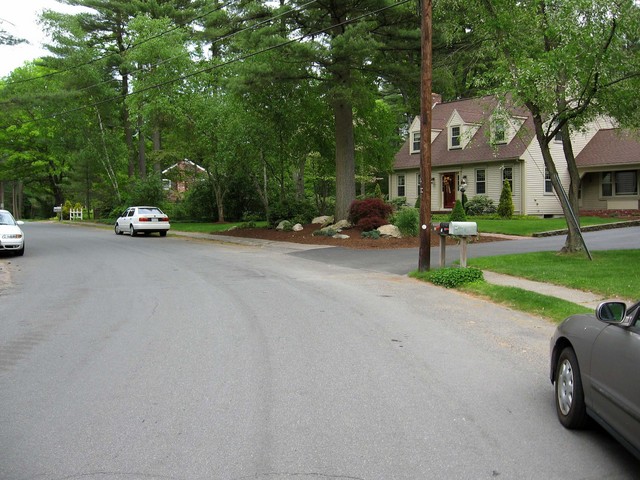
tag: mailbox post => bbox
[434,221,478,268]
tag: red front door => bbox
[442,173,456,209]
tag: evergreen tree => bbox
[497,180,514,219]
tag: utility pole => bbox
[418,0,433,271]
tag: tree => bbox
[440,0,640,252]
[497,180,514,219]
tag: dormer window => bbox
[494,120,507,144]
[450,126,461,149]
[412,131,421,153]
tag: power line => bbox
[3,0,412,129]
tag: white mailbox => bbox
[449,221,478,236]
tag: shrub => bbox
[498,180,514,219]
[313,228,338,237]
[426,267,483,288]
[373,183,384,200]
[465,195,497,216]
[348,198,393,224]
[357,216,388,231]
[449,200,467,221]
[389,197,408,210]
[393,207,420,237]
[269,198,318,227]
[361,230,381,239]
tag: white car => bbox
[0,209,25,256]
[114,206,170,237]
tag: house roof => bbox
[162,159,206,174]
[576,129,640,168]
[394,95,536,171]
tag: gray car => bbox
[550,300,640,459]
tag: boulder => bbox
[292,223,303,232]
[332,219,352,230]
[378,224,402,238]
[276,220,292,231]
[312,215,333,225]
[333,234,350,239]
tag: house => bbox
[162,159,207,201]
[390,95,640,216]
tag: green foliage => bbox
[465,195,497,216]
[392,207,420,237]
[389,197,408,210]
[414,195,421,209]
[449,200,467,221]
[269,198,318,228]
[373,183,384,200]
[497,180,514,219]
[124,175,166,210]
[313,228,338,237]
[420,267,484,288]
[361,230,381,239]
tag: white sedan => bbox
[0,209,25,256]
[114,206,170,237]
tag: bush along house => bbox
[390,95,640,216]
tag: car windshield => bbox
[0,213,16,225]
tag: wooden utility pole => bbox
[418,0,433,271]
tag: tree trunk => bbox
[153,127,162,174]
[529,110,583,253]
[121,73,135,178]
[333,98,356,222]
[559,122,583,252]
[137,114,146,178]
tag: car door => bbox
[590,306,640,451]
[120,208,134,230]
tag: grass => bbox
[468,250,640,300]
[169,221,268,233]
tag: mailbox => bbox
[449,221,478,236]
[437,222,449,235]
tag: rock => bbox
[312,215,333,225]
[378,224,402,238]
[276,220,292,231]
[333,234,350,239]
[332,219,352,230]
[292,223,303,232]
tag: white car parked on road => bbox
[0,209,25,256]
[114,206,170,237]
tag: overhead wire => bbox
[4,0,413,129]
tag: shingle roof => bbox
[394,95,536,170]
[576,129,640,168]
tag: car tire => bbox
[159,231,167,237]
[115,223,123,235]
[129,224,137,237]
[555,347,588,429]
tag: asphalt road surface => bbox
[1,222,638,480]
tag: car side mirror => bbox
[16,220,24,225]
[596,301,627,324]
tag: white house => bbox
[390,95,640,216]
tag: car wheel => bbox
[555,347,588,429]
[129,224,137,237]
[114,223,123,235]
[159,231,167,237]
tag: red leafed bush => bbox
[357,216,388,232]
[348,198,393,224]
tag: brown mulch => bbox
[210,223,505,250]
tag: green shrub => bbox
[498,180,514,219]
[269,198,318,227]
[426,267,483,288]
[465,195,497,216]
[389,197,408,210]
[393,207,420,237]
[373,183,384,200]
[313,228,338,237]
[361,230,381,239]
[449,200,467,221]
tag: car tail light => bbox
[160,217,169,222]
[139,217,150,222]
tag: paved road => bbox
[290,226,640,275]
[1,222,638,479]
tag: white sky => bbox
[0,0,90,77]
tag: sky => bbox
[0,0,89,77]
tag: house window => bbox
[417,173,422,195]
[494,120,507,144]
[397,175,406,197]
[450,126,461,149]
[544,169,553,193]
[412,132,421,152]
[475,169,486,194]
[162,178,172,190]
[502,166,513,191]
[602,171,638,196]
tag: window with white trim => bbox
[412,132,421,153]
[544,168,553,193]
[493,120,507,144]
[502,166,513,191]
[450,126,461,149]
[475,169,486,194]
[397,175,406,197]
[417,173,422,195]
